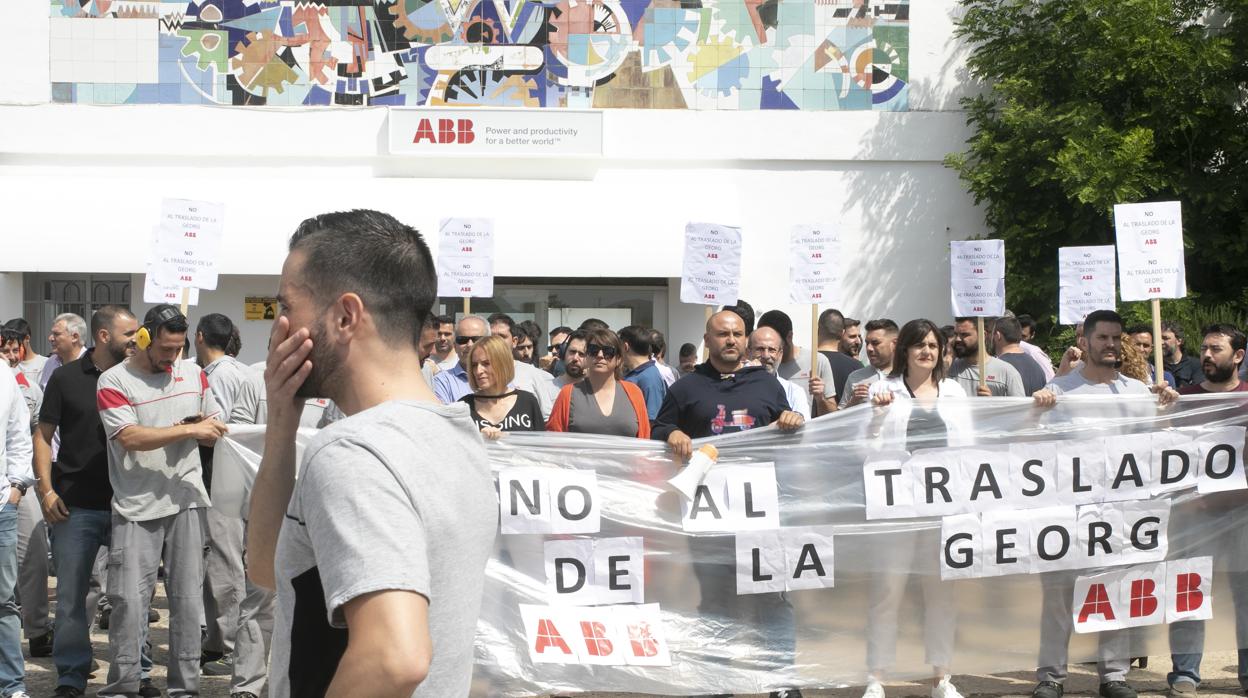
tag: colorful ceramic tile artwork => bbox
[49,0,909,110]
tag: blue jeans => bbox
[1168,570,1248,690]
[50,507,112,691]
[0,505,25,696]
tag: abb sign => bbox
[412,118,475,144]
[1073,557,1212,633]
[519,603,671,666]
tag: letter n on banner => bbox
[1166,556,1213,624]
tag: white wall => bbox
[0,0,985,354]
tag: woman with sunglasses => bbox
[546,328,650,438]
[858,319,970,698]
[460,336,544,440]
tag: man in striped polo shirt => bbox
[96,305,228,698]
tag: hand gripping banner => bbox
[214,393,1248,696]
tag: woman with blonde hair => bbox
[460,335,544,440]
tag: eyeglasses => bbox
[455,336,484,345]
[587,343,619,359]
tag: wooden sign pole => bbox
[180,288,190,317]
[976,316,987,392]
[1151,298,1164,386]
[810,304,819,378]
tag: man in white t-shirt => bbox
[3,319,47,389]
[841,319,899,408]
[1031,310,1178,698]
[749,327,811,419]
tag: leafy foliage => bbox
[947,0,1248,342]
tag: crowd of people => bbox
[0,207,1246,698]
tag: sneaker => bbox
[9,691,31,698]
[932,676,963,698]
[138,678,161,698]
[148,607,160,623]
[28,631,53,657]
[53,686,85,698]
[1099,681,1138,698]
[96,607,111,630]
[201,653,234,676]
[1033,681,1064,698]
[863,680,886,698]
[1169,682,1198,698]
[199,650,224,666]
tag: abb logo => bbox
[412,118,475,144]
[1073,557,1212,634]
[521,604,670,666]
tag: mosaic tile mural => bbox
[49,0,909,109]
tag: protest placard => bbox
[680,222,742,306]
[1058,245,1116,325]
[438,217,495,312]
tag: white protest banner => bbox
[211,393,1248,697]
[437,217,494,300]
[681,222,742,305]
[1114,201,1186,301]
[1058,245,1117,325]
[789,224,841,304]
[149,199,225,290]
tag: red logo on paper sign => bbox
[412,118,476,144]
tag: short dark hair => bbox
[865,318,899,334]
[817,308,845,341]
[144,304,189,338]
[289,209,436,349]
[2,319,31,342]
[516,320,542,344]
[722,300,755,334]
[226,326,242,357]
[578,318,609,331]
[487,313,516,337]
[649,329,667,358]
[91,305,135,337]
[1017,314,1037,333]
[757,310,794,343]
[844,317,861,329]
[196,313,236,352]
[1161,320,1185,343]
[891,318,947,382]
[550,326,573,338]
[1083,309,1125,337]
[1202,324,1246,361]
[434,314,453,327]
[0,329,21,346]
[1126,324,1153,337]
[940,325,955,343]
[679,342,697,359]
[618,325,652,356]
[953,316,976,325]
[995,316,1023,345]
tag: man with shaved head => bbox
[749,326,810,420]
[431,316,489,405]
[652,310,803,458]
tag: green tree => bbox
[946,0,1248,342]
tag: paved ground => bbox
[21,583,1248,697]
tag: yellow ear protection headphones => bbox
[135,305,186,351]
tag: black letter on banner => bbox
[607,555,631,590]
[995,528,1018,564]
[1112,454,1144,490]
[752,548,773,582]
[1204,444,1237,480]
[510,479,541,516]
[944,533,973,569]
[925,467,952,504]
[1036,525,1071,561]
[1022,460,1046,497]
[1072,457,1092,493]
[1130,516,1161,550]
[555,558,586,593]
[793,544,826,578]
[743,483,766,519]
[970,463,1003,501]
[556,485,591,521]
[690,485,723,519]
[1087,522,1113,555]
[1160,450,1191,485]
[874,468,902,506]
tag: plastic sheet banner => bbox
[214,394,1248,697]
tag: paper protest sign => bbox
[681,222,742,305]
[1114,201,1186,301]
[149,199,225,290]
[1058,246,1116,325]
[438,218,494,298]
[789,224,841,304]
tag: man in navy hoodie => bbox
[652,309,804,698]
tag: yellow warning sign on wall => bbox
[244,297,278,321]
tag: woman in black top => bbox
[460,335,544,439]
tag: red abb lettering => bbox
[1077,583,1116,623]
[413,118,436,143]
[579,621,614,657]
[626,620,660,658]
[1129,579,1158,618]
[1176,573,1204,613]
[533,618,572,656]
